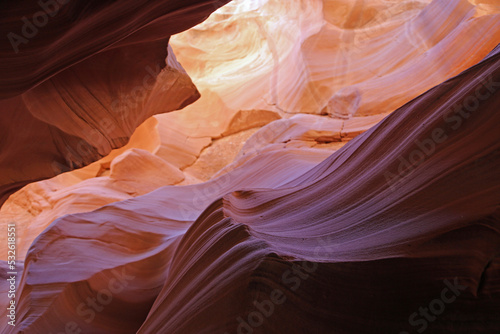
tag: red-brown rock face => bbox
[0,0,231,207]
[0,0,499,333]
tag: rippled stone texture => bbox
[3,0,499,260]
[0,0,230,207]
[171,0,500,116]
[1,0,499,333]
[2,37,499,334]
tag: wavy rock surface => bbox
[0,0,230,208]
[4,0,500,264]
[3,41,499,334]
[137,44,500,334]
[1,0,500,333]
[1,145,331,333]
[170,0,500,116]
[0,0,230,98]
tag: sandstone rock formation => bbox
[0,0,230,207]
[3,42,499,334]
[1,0,499,333]
[3,0,500,261]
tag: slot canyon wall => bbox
[0,0,499,333]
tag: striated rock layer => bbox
[0,0,230,208]
[171,0,500,116]
[1,0,500,333]
[3,0,500,261]
[2,43,499,333]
